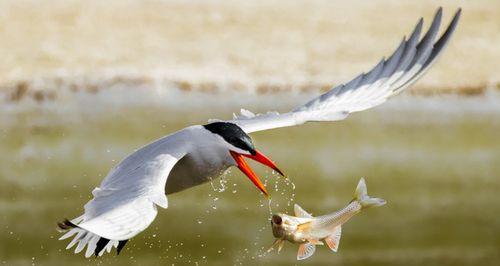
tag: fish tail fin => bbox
[354,178,386,208]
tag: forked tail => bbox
[354,178,386,208]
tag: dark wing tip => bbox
[117,239,129,255]
[453,8,462,22]
[416,17,424,27]
[95,238,111,257]
[430,7,443,31]
[57,218,77,231]
[432,7,444,27]
[433,6,462,49]
[436,6,443,16]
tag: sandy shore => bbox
[0,0,498,102]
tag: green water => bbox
[1,103,499,265]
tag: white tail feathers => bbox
[59,227,118,257]
[354,178,386,208]
[57,216,123,258]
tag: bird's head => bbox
[203,122,284,196]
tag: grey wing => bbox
[217,8,461,134]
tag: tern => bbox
[58,8,461,257]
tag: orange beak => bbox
[230,150,285,197]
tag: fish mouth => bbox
[230,150,284,197]
[271,214,285,238]
[272,214,283,225]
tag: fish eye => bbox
[272,215,282,225]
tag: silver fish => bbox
[269,178,386,260]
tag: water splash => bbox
[182,168,297,264]
[232,170,297,263]
[263,171,297,215]
[209,169,231,193]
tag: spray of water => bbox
[236,170,297,262]
[159,168,297,264]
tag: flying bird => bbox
[58,7,461,257]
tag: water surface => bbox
[1,95,499,265]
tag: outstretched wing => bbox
[220,8,461,134]
[59,134,187,257]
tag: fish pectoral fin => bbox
[297,242,316,260]
[324,225,342,252]
[277,240,285,253]
[267,239,284,253]
[294,204,313,218]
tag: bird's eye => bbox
[272,215,282,225]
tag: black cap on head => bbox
[203,122,256,155]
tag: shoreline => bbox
[2,75,499,106]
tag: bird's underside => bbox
[58,7,461,258]
[165,152,232,195]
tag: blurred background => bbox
[0,0,499,265]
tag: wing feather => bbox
[77,152,185,240]
[223,8,460,134]
[59,133,189,254]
